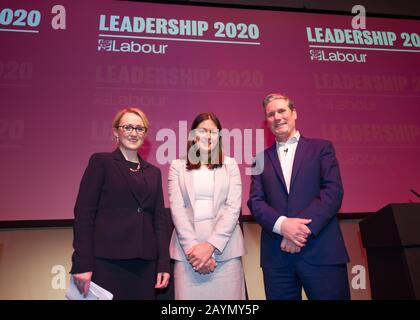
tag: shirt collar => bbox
[276,131,300,148]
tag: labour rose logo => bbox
[97,39,113,51]
[310,49,323,60]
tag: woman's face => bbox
[194,119,220,154]
[113,112,146,152]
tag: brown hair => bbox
[186,112,224,170]
[262,93,295,112]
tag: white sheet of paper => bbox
[66,275,113,300]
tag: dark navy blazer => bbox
[247,136,349,268]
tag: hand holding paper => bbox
[66,275,113,300]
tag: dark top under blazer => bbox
[247,136,349,267]
[71,149,170,274]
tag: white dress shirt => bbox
[272,131,300,235]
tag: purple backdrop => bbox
[0,0,419,220]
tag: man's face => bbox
[265,98,297,142]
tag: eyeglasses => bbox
[118,125,147,134]
[195,128,220,137]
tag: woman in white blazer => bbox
[168,112,247,300]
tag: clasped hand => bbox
[186,242,217,274]
[280,218,312,254]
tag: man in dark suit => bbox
[247,93,350,300]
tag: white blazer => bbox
[168,156,247,262]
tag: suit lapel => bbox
[183,167,196,212]
[112,149,149,207]
[267,143,288,192]
[213,163,224,210]
[290,136,308,191]
[184,162,223,213]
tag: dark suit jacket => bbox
[247,136,349,268]
[70,149,170,274]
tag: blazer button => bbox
[137,207,143,214]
